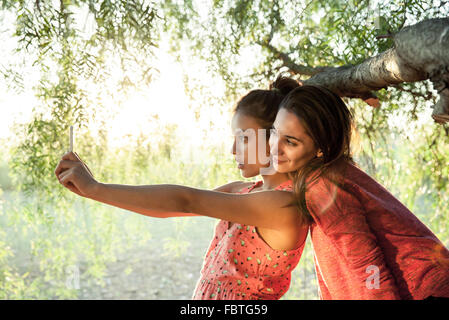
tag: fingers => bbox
[59,170,79,192]
[59,170,71,186]
[56,152,95,194]
[55,152,87,198]
[57,168,71,181]
[59,171,82,196]
[58,168,85,197]
[58,166,74,182]
[58,170,73,189]
[62,151,78,161]
[59,151,93,177]
[74,152,94,177]
[54,159,79,177]
[56,151,79,176]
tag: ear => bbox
[316,150,323,158]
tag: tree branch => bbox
[266,18,449,123]
[261,41,334,76]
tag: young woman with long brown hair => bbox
[269,84,449,300]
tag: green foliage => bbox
[1,130,240,298]
[0,0,162,298]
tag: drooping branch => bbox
[261,42,335,76]
[264,18,449,123]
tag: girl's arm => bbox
[56,153,246,219]
[96,181,248,219]
[101,182,247,219]
[87,183,297,229]
[55,152,299,229]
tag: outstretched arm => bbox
[89,183,296,229]
[55,152,299,229]
[56,152,248,219]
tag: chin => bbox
[273,162,289,174]
[240,168,258,178]
[241,171,254,178]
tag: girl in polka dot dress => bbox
[189,77,308,299]
[193,180,305,300]
[55,77,309,300]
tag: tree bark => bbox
[277,18,449,123]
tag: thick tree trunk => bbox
[301,18,449,123]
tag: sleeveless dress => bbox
[192,180,306,300]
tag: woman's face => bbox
[231,112,273,178]
[269,108,321,173]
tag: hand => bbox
[55,151,99,198]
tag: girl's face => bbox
[269,108,321,173]
[231,112,273,178]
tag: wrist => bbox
[88,181,104,200]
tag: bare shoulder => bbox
[245,189,303,230]
[213,181,255,193]
[188,184,301,230]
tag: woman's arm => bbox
[55,152,299,229]
[88,183,297,229]
[90,181,249,219]
[56,152,200,218]
[56,153,249,219]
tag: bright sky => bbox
[103,43,232,162]
[0,11,37,145]
[0,7,235,164]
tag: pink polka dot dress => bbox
[192,180,306,300]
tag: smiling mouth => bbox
[273,156,287,163]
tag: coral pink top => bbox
[306,162,449,300]
[192,180,306,300]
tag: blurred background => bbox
[0,0,448,299]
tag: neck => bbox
[260,172,290,190]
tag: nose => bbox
[269,133,280,156]
[230,139,236,155]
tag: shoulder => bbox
[305,171,366,227]
[306,160,362,194]
[213,181,255,193]
[306,173,360,204]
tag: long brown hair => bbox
[279,85,355,225]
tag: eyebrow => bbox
[285,135,302,142]
[272,125,302,142]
